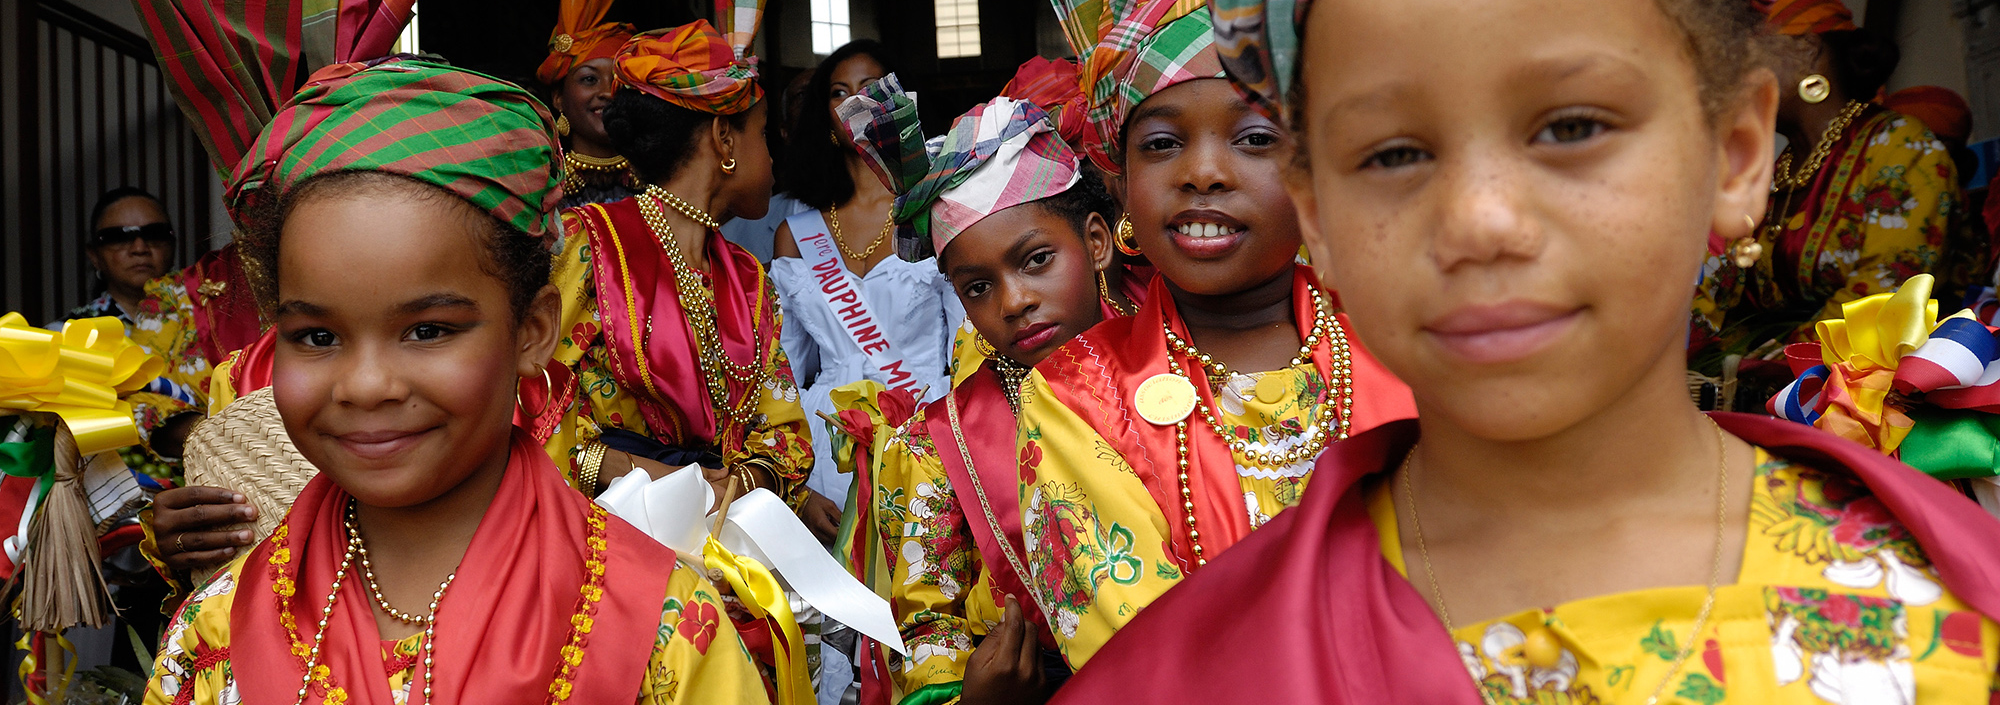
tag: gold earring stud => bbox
[1798,74,1831,104]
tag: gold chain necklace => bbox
[827,203,891,263]
[637,187,765,427]
[1163,289,1353,569]
[1402,418,1731,705]
[1771,100,1868,192]
[988,355,1032,414]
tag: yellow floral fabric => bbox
[549,225,813,506]
[1368,448,2000,704]
[1692,109,1962,375]
[143,552,768,704]
[1015,362,1327,669]
[130,275,212,422]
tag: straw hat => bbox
[180,386,316,583]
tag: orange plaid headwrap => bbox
[1885,86,1972,143]
[1758,0,1858,35]
[615,20,760,115]
[536,0,632,86]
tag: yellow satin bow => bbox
[704,535,814,705]
[1808,274,1941,453]
[0,312,163,455]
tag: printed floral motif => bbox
[1456,621,1595,704]
[1023,482,1101,639]
[898,480,968,599]
[675,600,720,653]
[1753,459,1940,605]
[1766,587,1914,704]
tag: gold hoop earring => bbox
[1114,215,1142,256]
[1798,74,1831,104]
[973,334,997,358]
[517,364,546,411]
[555,113,571,136]
[721,157,737,174]
[1731,214,1764,268]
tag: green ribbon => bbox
[899,682,964,705]
[0,416,57,519]
[1901,407,2000,480]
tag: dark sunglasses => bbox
[90,223,175,248]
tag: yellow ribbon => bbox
[1817,273,1939,372]
[703,535,813,705]
[14,630,79,705]
[0,312,163,455]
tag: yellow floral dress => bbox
[143,553,768,705]
[1368,449,2000,704]
[1014,362,1329,669]
[548,222,813,505]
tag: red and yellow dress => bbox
[1013,268,1415,668]
[548,194,813,504]
[143,430,768,705]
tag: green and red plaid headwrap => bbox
[1053,0,1221,174]
[225,58,564,238]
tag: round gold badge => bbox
[1254,374,1290,405]
[1135,373,1198,426]
[553,34,575,53]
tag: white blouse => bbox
[771,210,964,504]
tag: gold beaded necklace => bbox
[1771,100,1869,192]
[560,152,635,192]
[637,186,765,427]
[827,203,892,264]
[343,502,455,703]
[1162,288,1353,568]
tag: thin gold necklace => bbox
[827,203,891,263]
[1401,418,1731,705]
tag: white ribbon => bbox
[595,467,908,655]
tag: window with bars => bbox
[811,0,852,55]
[935,0,980,58]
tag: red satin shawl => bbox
[571,198,777,446]
[1054,413,2000,702]
[234,429,676,704]
[178,243,264,367]
[226,328,278,398]
[928,366,1052,642]
[1035,267,1414,571]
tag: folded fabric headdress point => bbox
[225,57,564,238]
[615,11,765,116]
[1068,0,1222,173]
[1003,56,1090,152]
[1758,0,1858,35]
[839,73,1082,262]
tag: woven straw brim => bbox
[181,386,317,582]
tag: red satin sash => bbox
[226,328,277,398]
[1054,413,2000,703]
[233,429,675,704]
[1036,267,1413,570]
[571,197,777,447]
[927,366,1051,643]
[178,243,264,366]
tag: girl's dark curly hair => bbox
[782,40,898,210]
[238,170,552,322]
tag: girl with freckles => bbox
[1011,0,1414,672]
[143,60,765,705]
[1055,0,2000,703]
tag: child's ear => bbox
[711,115,734,167]
[1284,162,1334,286]
[517,284,562,378]
[1711,68,1778,243]
[1082,211,1115,271]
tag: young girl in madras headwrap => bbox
[538,0,640,210]
[1690,0,1961,410]
[832,68,1137,705]
[145,58,765,705]
[1012,0,1414,671]
[1054,0,2000,702]
[547,11,814,509]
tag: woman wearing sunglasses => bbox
[53,186,177,328]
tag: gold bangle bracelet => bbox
[735,458,773,493]
[578,441,608,496]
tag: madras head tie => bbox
[1205,0,1307,122]
[614,19,763,116]
[1759,0,1859,35]
[225,57,563,238]
[0,313,163,456]
[1768,274,2000,470]
[1079,2,1220,173]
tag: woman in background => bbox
[538,0,640,210]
